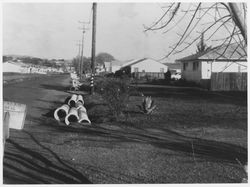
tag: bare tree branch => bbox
[206,17,232,41]
[216,8,247,55]
[162,4,192,34]
[215,24,236,60]
[175,3,218,47]
[160,3,201,59]
[145,2,247,60]
[228,3,247,44]
[172,15,231,55]
[211,31,241,42]
[144,3,181,32]
[144,3,175,32]
[229,43,240,59]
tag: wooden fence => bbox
[132,72,165,80]
[210,72,247,91]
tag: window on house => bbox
[160,68,164,72]
[193,62,199,71]
[183,63,188,71]
[134,67,139,72]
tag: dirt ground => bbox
[3,73,247,184]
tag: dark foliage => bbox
[114,66,131,78]
[96,52,115,66]
[95,77,133,120]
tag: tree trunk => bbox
[228,3,247,44]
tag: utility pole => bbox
[76,41,81,75]
[78,21,89,80]
[91,2,97,94]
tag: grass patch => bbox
[80,82,247,183]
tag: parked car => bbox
[171,72,181,80]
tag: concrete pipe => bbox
[54,104,70,121]
[64,96,71,104]
[65,107,79,125]
[76,101,87,112]
[78,108,91,124]
[68,94,78,107]
[76,95,84,105]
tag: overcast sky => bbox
[3,2,236,62]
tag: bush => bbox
[95,77,133,120]
[114,66,131,78]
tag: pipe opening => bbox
[79,119,90,124]
[78,100,84,104]
[68,115,78,122]
[57,109,67,119]
[69,100,76,107]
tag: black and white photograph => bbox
[2,0,248,184]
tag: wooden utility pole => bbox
[78,22,89,79]
[76,41,81,75]
[90,3,97,94]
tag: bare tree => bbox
[144,2,247,60]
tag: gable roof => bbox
[176,43,247,62]
[122,58,168,67]
[121,58,147,67]
[163,63,181,69]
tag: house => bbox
[163,62,181,73]
[176,43,247,83]
[122,58,168,73]
[104,60,125,73]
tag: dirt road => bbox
[3,74,92,184]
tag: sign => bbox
[3,101,27,130]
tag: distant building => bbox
[104,60,125,73]
[3,62,30,73]
[163,63,181,73]
[176,43,247,83]
[122,58,168,73]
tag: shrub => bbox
[95,77,133,120]
[114,66,131,78]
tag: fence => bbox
[210,72,247,91]
[132,72,165,80]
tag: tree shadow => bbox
[35,114,247,166]
[135,85,247,106]
[3,132,92,184]
[36,99,63,106]
[40,84,70,92]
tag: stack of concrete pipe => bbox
[54,94,91,125]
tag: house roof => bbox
[122,58,168,67]
[163,63,181,69]
[176,43,247,62]
[104,60,125,67]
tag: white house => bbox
[163,62,181,73]
[176,43,247,83]
[104,60,125,73]
[122,58,168,73]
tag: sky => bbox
[2,2,239,62]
